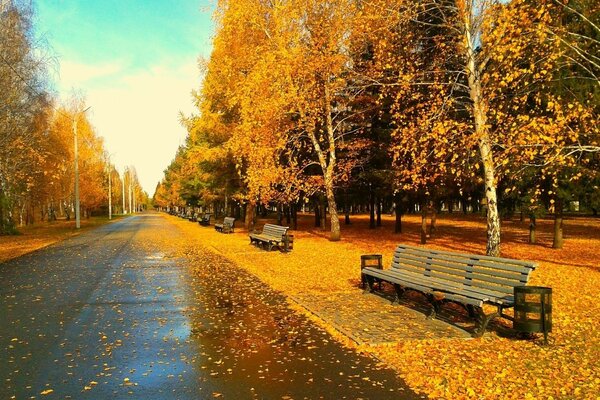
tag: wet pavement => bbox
[0,214,420,399]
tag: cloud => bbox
[59,60,126,88]
[57,58,202,194]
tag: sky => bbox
[36,0,215,195]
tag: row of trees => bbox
[0,1,145,234]
[155,0,599,255]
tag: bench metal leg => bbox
[466,304,477,319]
[392,284,405,304]
[426,293,442,320]
[364,275,376,293]
[473,306,499,337]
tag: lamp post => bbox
[73,106,91,229]
[122,167,126,214]
[108,165,112,220]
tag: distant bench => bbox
[215,217,235,234]
[198,213,211,226]
[249,223,293,252]
[361,244,537,336]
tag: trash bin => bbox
[514,286,552,344]
[284,234,294,252]
[361,254,382,289]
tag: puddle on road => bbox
[145,253,165,260]
[182,249,421,399]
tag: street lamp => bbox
[73,106,91,229]
[122,167,127,214]
[105,156,113,220]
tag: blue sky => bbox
[36,0,215,194]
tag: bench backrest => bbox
[223,217,235,227]
[201,213,211,221]
[391,244,537,297]
[261,223,288,239]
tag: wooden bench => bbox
[249,223,292,251]
[198,213,211,226]
[361,244,537,336]
[188,212,198,222]
[215,217,235,233]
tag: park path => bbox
[0,213,420,399]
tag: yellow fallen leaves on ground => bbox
[0,216,121,263]
[175,212,600,399]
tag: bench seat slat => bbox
[371,268,493,301]
[393,253,533,281]
[392,259,529,287]
[364,267,482,299]
[363,268,487,307]
[391,262,518,296]
[395,244,537,269]
[395,249,535,275]
[391,260,525,291]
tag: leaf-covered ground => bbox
[174,213,600,399]
[0,216,121,263]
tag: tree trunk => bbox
[245,202,256,231]
[324,176,340,241]
[529,215,536,244]
[320,193,327,232]
[420,204,427,244]
[394,192,402,234]
[314,198,321,228]
[305,81,340,241]
[369,186,375,229]
[344,190,350,225]
[277,202,283,225]
[463,12,501,256]
[553,200,564,249]
[429,204,437,238]
[290,203,298,231]
[376,197,382,227]
[291,203,298,230]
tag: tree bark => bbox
[277,202,283,225]
[553,200,564,249]
[306,82,341,241]
[344,190,350,225]
[420,204,427,244]
[291,203,297,230]
[429,203,437,238]
[314,197,321,228]
[245,202,256,231]
[529,215,536,244]
[463,11,501,256]
[324,178,340,241]
[369,186,375,229]
[376,197,382,227]
[394,192,402,234]
[320,193,327,232]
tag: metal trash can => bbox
[283,234,294,252]
[514,286,552,344]
[361,254,382,288]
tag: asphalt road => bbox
[0,213,419,399]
